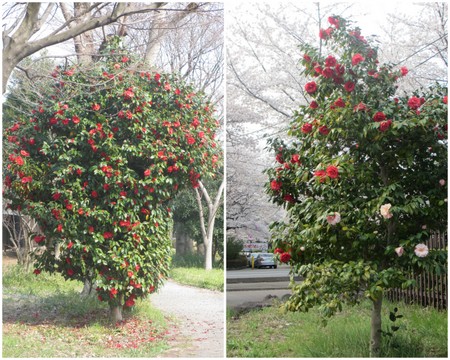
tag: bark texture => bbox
[370,296,383,357]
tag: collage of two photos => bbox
[2,1,448,358]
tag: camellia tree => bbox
[265,16,447,356]
[3,37,221,322]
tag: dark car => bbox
[254,253,277,269]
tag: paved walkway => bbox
[151,280,224,358]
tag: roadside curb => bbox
[226,276,301,284]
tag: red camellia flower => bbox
[123,88,134,100]
[309,101,319,109]
[373,111,387,122]
[328,16,340,28]
[280,252,291,263]
[408,96,421,110]
[109,288,118,298]
[34,235,45,244]
[56,224,63,232]
[326,165,339,179]
[144,169,151,177]
[304,81,317,94]
[20,150,30,157]
[400,66,408,76]
[121,56,130,63]
[21,176,33,184]
[301,123,313,134]
[314,170,327,182]
[67,241,74,249]
[270,180,282,191]
[351,53,365,66]
[67,268,74,276]
[103,232,114,239]
[274,248,284,254]
[344,81,355,92]
[319,28,333,40]
[72,115,80,124]
[33,269,41,275]
[354,102,368,112]
[15,156,24,166]
[334,98,346,108]
[319,125,330,135]
[325,55,337,67]
[52,192,62,201]
[379,120,393,132]
[443,96,448,104]
[91,190,98,198]
[291,154,301,164]
[91,103,101,111]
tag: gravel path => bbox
[150,280,224,358]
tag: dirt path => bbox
[150,280,224,358]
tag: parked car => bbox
[254,253,277,269]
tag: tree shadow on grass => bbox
[3,290,113,328]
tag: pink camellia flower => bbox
[414,243,429,258]
[305,81,318,94]
[92,103,101,111]
[326,212,341,225]
[400,67,408,76]
[439,179,445,186]
[395,246,404,257]
[407,96,421,110]
[351,53,365,66]
[334,98,346,108]
[443,96,448,104]
[380,203,393,219]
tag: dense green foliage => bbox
[3,38,221,311]
[265,16,447,315]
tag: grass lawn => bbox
[170,267,224,292]
[227,299,447,358]
[3,263,171,358]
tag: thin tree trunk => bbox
[110,295,124,323]
[370,296,383,357]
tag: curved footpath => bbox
[151,280,224,358]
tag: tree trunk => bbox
[110,295,124,323]
[370,296,383,357]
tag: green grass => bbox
[3,264,171,358]
[170,267,224,292]
[227,299,447,358]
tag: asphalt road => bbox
[226,265,295,309]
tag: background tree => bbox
[265,15,447,356]
[3,41,221,322]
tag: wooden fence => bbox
[386,232,447,310]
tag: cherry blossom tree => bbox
[265,16,447,356]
